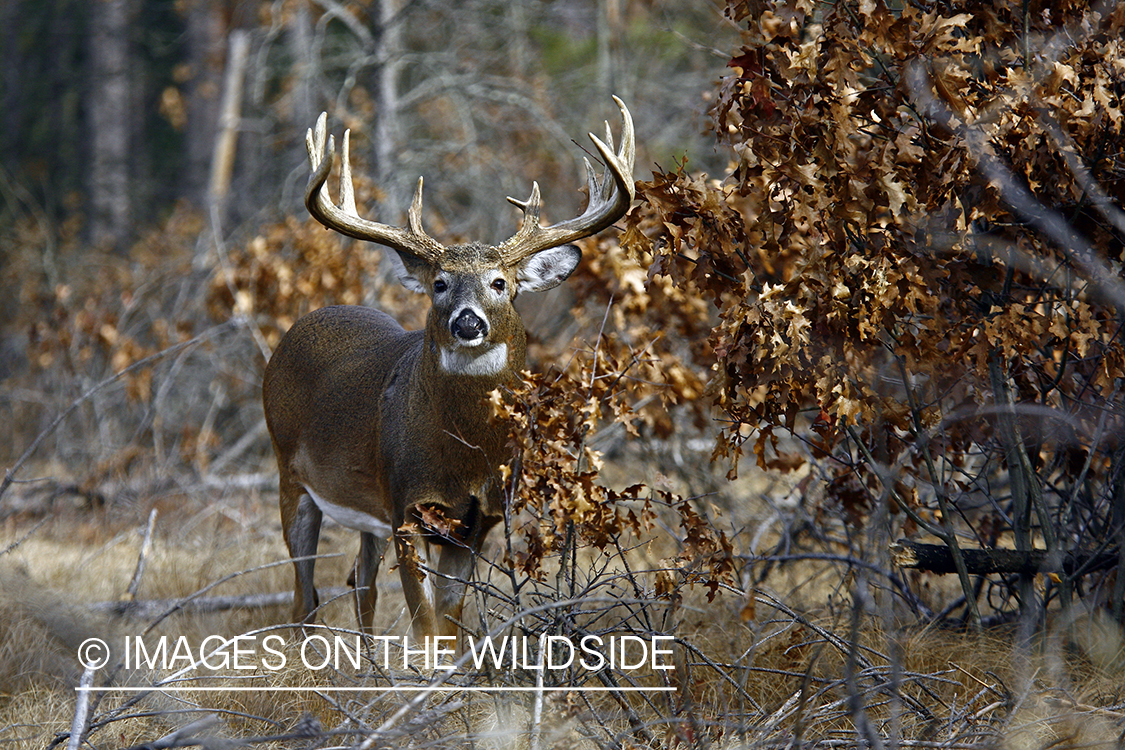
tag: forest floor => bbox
[1,453,1123,750]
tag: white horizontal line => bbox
[76,686,675,693]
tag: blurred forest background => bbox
[3,0,1125,748]
[0,0,732,466]
[0,0,731,249]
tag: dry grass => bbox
[2,473,1123,750]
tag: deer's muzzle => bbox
[450,309,488,342]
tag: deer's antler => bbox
[305,112,445,263]
[498,96,635,264]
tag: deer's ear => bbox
[516,245,581,293]
[386,250,429,294]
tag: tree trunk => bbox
[595,0,616,103]
[87,0,133,248]
[287,6,316,142]
[182,0,228,207]
[508,0,530,75]
[208,30,249,219]
[988,350,1046,631]
[1111,444,1125,623]
[282,6,316,216]
[374,0,402,223]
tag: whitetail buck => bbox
[263,98,634,642]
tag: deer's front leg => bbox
[432,542,474,642]
[394,529,439,642]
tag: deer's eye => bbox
[433,279,448,293]
[491,278,507,293]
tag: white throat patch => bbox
[439,343,508,376]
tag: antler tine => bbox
[602,117,616,158]
[407,177,427,237]
[340,129,358,216]
[304,112,444,263]
[581,156,601,205]
[506,181,542,216]
[504,182,543,244]
[498,96,635,264]
[305,112,331,191]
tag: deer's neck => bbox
[417,330,526,407]
[437,342,511,378]
[403,335,520,467]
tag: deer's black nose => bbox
[451,309,488,342]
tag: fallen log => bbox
[890,540,1119,576]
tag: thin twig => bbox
[126,509,159,600]
[529,647,545,750]
[66,666,96,750]
[1,322,237,503]
[1,517,49,556]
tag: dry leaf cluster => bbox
[614,0,1125,623]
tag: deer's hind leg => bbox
[280,472,323,625]
[351,532,388,633]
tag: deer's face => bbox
[390,242,581,377]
